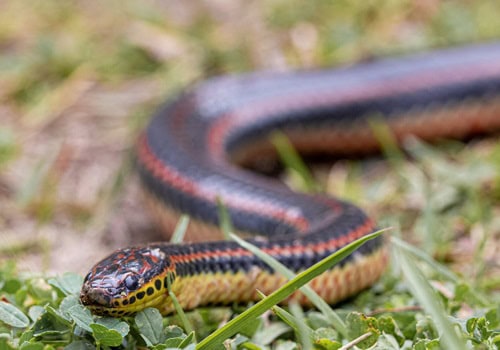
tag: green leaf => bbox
[415,316,439,341]
[0,301,30,328]
[391,312,417,340]
[59,295,80,321]
[485,307,499,328]
[274,340,297,350]
[63,339,96,350]
[163,337,186,348]
[135,308,164,346]
[48,273,84,296]
[18,330,34,345]
[254,322,291,345]
[370,334,400,349]
[90,323,123,347]
[492,334,500,348]
[345,312,379,349]
[28,306,45,323]
[1,279,21,294]
[466,317,477,334]
[314,338,342,350]
[27,278,56,302]
[414,338,440,350]
[67,304,93,332]
[19,342,44,350]
[178,331,195,348]
[32,309,70,338]
[377,316,404,346]
[236,341,261,350]
[95,317,130,337]
[164,325,185,340]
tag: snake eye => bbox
[125,275,140,291]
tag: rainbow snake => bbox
[80,42,500,317]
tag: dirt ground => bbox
[1,79,169,275]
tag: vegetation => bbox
[1,1,499,349]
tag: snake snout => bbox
[80,281,117,308]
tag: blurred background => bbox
[1,0,500,275]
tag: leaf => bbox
[370,334,401,350]
[67,304,93,332]
[28,306,45,323]
[178,331,195,348]
[345,312,379,349]
[164,325,185,340]
[314,338,342,350]
[485,307,499,328]
[32,310,70,338]
[377,316,404,346]
[19,342,44,350]
[0,301,30,328]
[48,273,84,296]
[90,323,123,347]
[95,317,130,337]
[254,322,291,345]
[59,295,81,321]
[63,339,96,350]
[2,279,21,294]
[27,278,56,302]
[163,337,187,348]
[135,308,164,346]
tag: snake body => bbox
[80,42,500,317]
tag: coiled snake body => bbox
[80,42,500,317]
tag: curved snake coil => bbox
[80,42,500,317]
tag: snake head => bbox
[80,245,172,317]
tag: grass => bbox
[1,0,500,349]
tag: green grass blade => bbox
[393,243,467,350]
[271,131,319,193]
[196,229,385,349]
[170,215,190,244]
[216,196,233,240]
[392,236,490,308]
[368,118,406,169]
[391,237,457,281]
[168,291,195,338]
[289,302,313,350]
[229,232,351,337]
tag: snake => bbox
[80,42,500,317]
